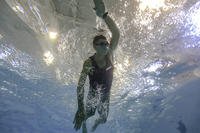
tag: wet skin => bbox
[94,39,110,56]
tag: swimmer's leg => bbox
[84,89,97,133]
[82,120,87,133]
[91,98,110,132]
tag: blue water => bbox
[0,61,74,133]
[0,45,200,133]
[1,0,200,133]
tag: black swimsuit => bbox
[88,54,114,94]
[85,53,114,118]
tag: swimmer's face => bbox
[94,39,109,55]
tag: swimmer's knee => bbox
[88,112,95,118]
[99,116,107,124]
[85,111,95,120]
[101,119,107,123]
[102,117,107,123]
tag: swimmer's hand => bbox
[73,107,85,130]
[93,0,106,18]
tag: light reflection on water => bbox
[186,1,200,37]
[3,0,200,107]
[139,0,165,10]
[1,0,200,132]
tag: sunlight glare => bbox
[12,6,24,13]
[43,51,54,65]
[144,62,163,73]
[139,0,166,11]
[191,9,200,33]
[49,31,58,40]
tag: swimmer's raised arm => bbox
[93,0,120,51]
[104,14,120,51]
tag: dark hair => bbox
[93,35,107,45]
